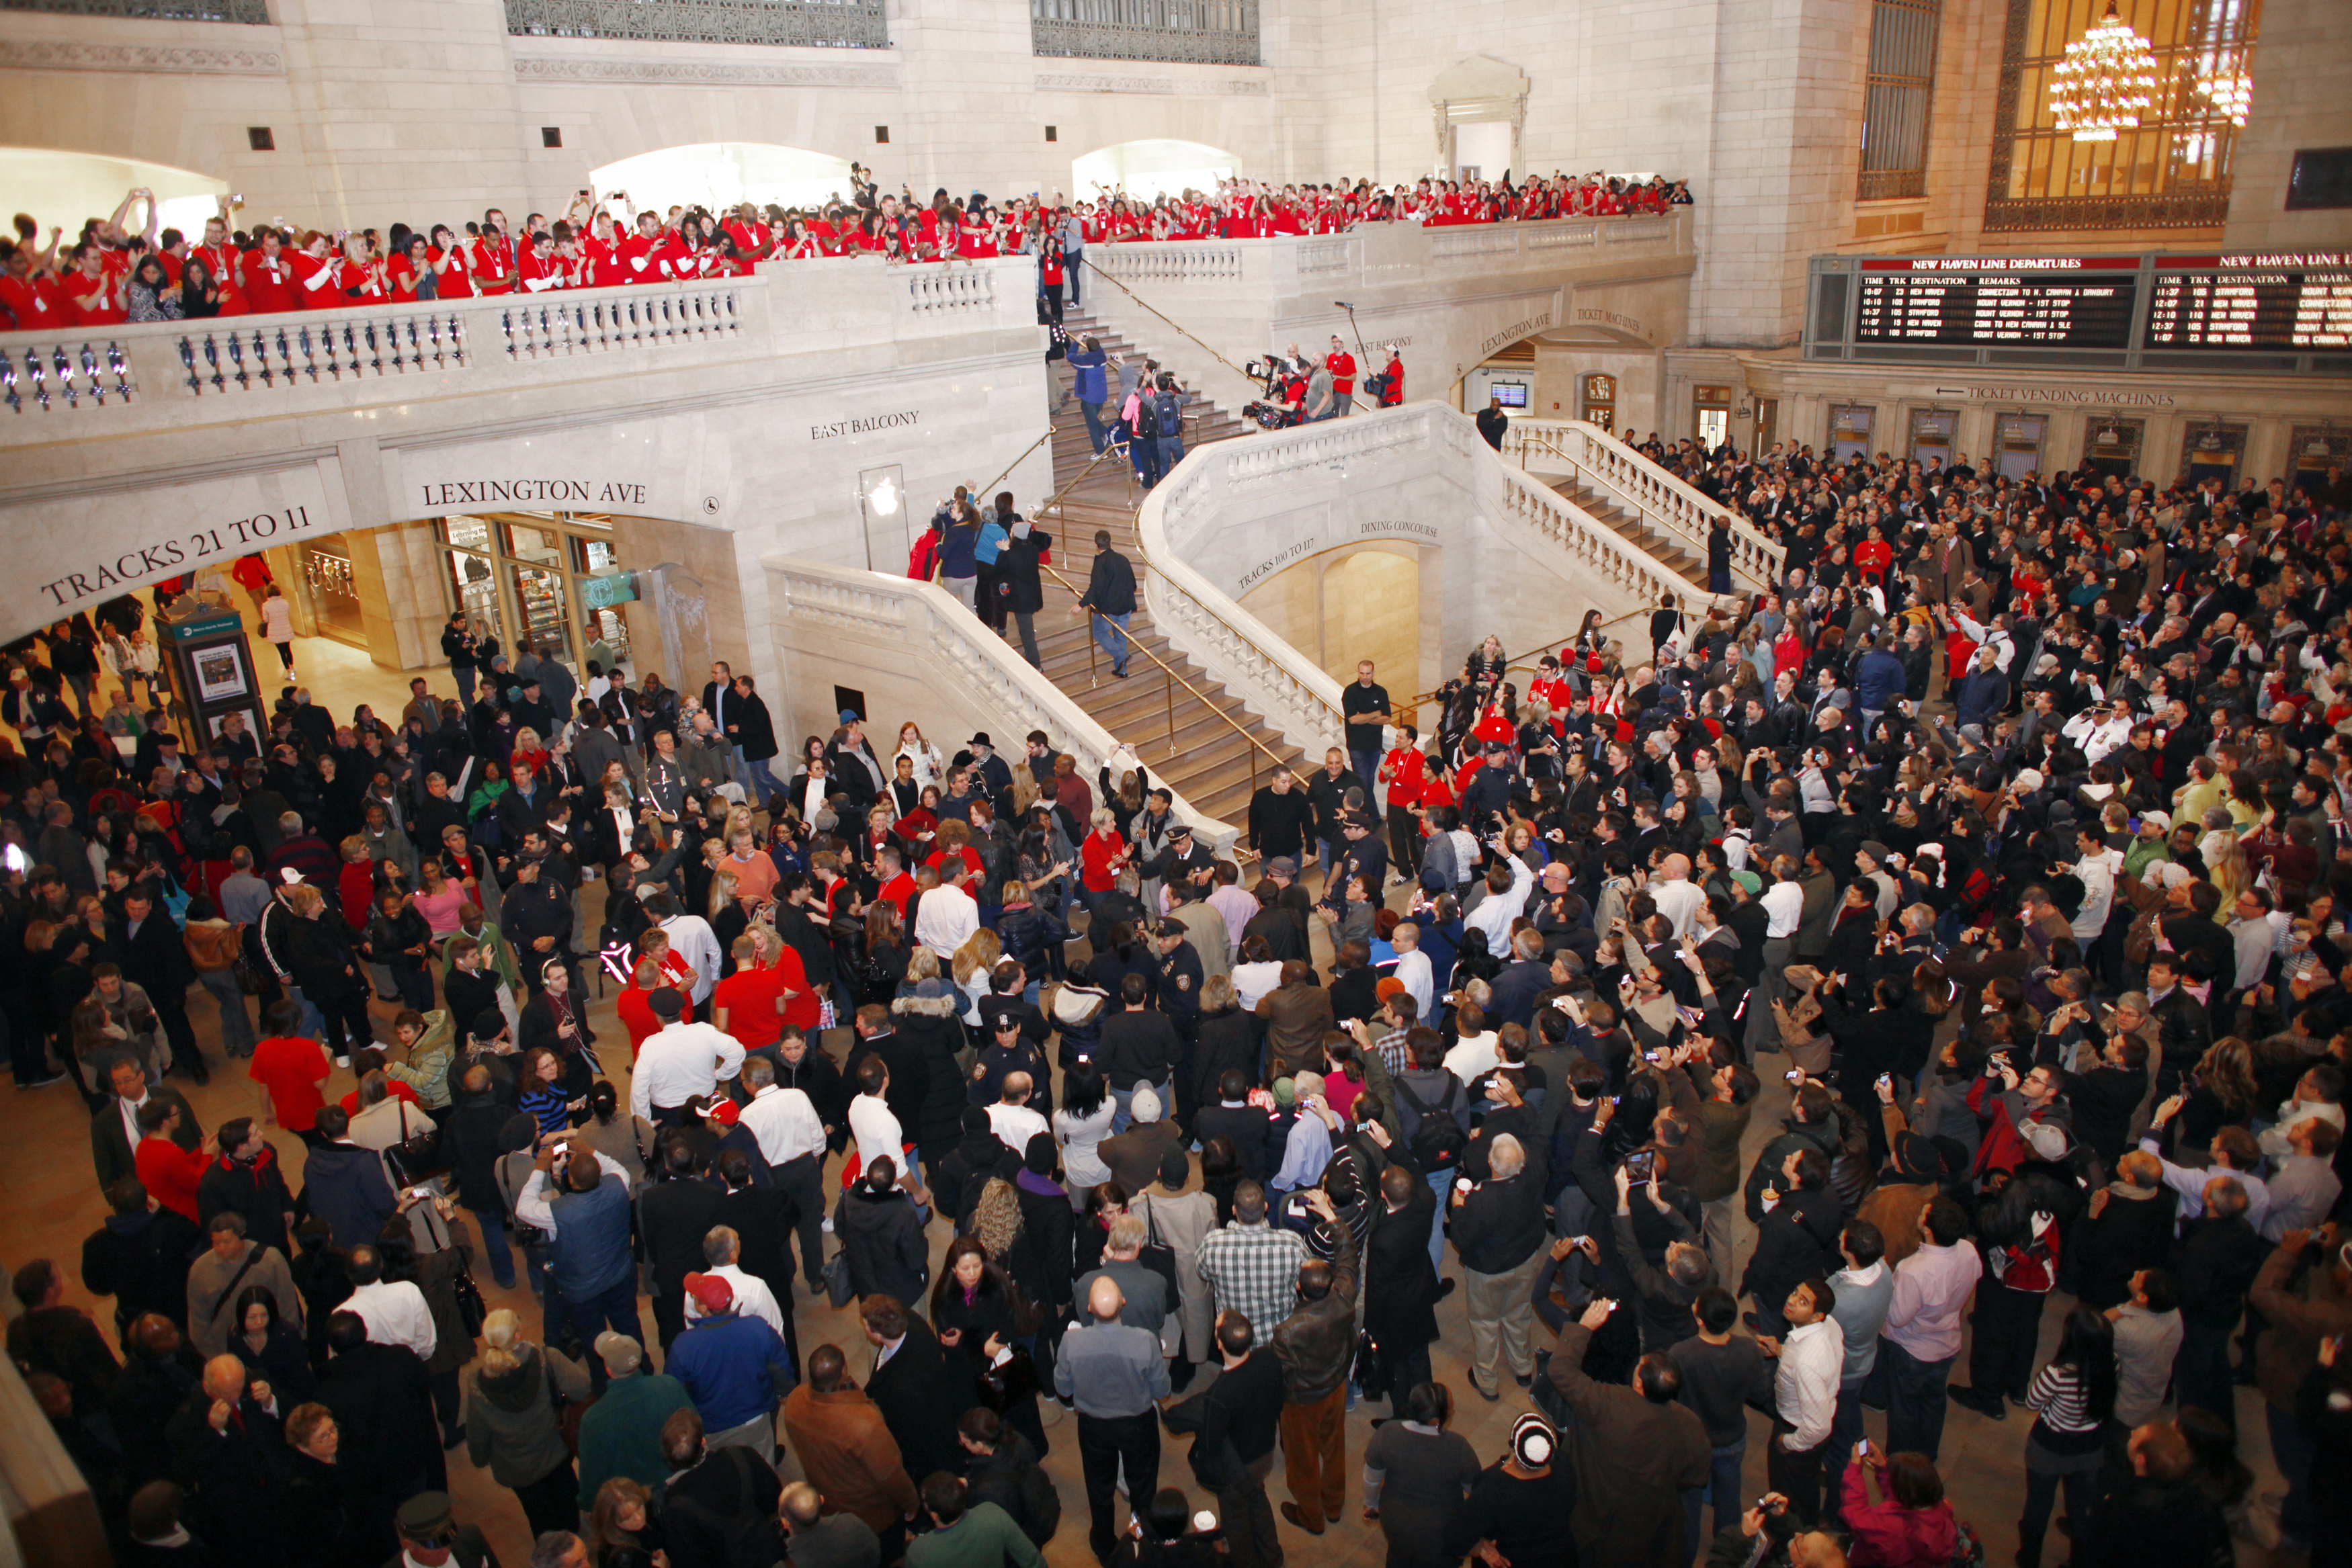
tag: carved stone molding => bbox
[1033,71,1267,96]
[512,56,898,89]
[0,37,283,75]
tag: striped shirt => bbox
[2025,1361,2099,1433]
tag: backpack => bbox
[1152,392,1181,435]
[1402,1074,1468,1171]
[1134,394,1162,439]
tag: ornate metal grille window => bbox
[1986,0,2258,232]
[504,0,888,48]
[1,0,270,21]
[1859,0,1942,202]
[1031,0,1259,67]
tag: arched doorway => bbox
[1238,543,1430,699]
[0,148,226,243]
[589,142,857,215]
[1070,140,1238,202]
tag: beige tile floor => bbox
[3,627,2305,1567]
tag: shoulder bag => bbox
[384,1099,451,1186]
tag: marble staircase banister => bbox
[1505,417,1783,591]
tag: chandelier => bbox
[2049,2,2161,142]
[2195,57,2253,126]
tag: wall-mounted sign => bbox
[417,479,649,509]
[811,410,923,441]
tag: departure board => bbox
[2144,255,2352,349]
[1853,257,2140,349]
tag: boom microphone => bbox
[1333,300,1355,310]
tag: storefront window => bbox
[1693,385,1733,451]
[1829,404,1876,464]
[432,512,633,678]
[298,535,367,642]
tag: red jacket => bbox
[137,1134,208,1221]
[1837,1467,1958,1568]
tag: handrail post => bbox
[1166,664,1176,758]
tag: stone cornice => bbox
[512,54,898,89]
[1034,71,1267,96]
[0,37,283,75]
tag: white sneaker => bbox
[821,1215,834,1233]
[334,1055,351,1069]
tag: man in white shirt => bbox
[986,1072,1050,1158]
[2226,886,2286,994]
[732,1054,829,1284]
[913,863,980,959]
[2060,703,2134,765]
[1761,1277,1844,1526]
[1462,847,1534,955]
[629,988,746,1127]
[847,1051,909,1182]
[2065,822,2122,945]
[649,893,722,1006]
[1649,854,1705,939]
[341,1242,438,1362]
[1746,861,1808,1053]
[2142,1095,2271,1232]
[682,1227,785,1339]
[1389,920,1434,1022]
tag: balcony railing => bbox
[1,0,269,21]
[504,0,888,48]
[1030,0,1257,65]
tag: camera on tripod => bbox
[1241,356,1302,431]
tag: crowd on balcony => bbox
[0,166,1689,331]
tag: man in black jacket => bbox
[859,1293,970,1483]
[1452,1131,1547,1401]
[167,1350,289,1559]
[2169,1174,2265,1421]
[1362,1156,1443,1402]
[1163,1310,1285,1568]
[1073,531,1138,679]
[639,1136,730,1350]
[195,1118,296,1261]
[1245,770,1314,869]
[1741,1145,1843,1338]
[1270,1189,1356,1535]
[114,885,206,1084]
[1196,1070,1278,1184]
[444,1067,523,1290]
[82,1180,201,1338]
[317,1310,443,1513]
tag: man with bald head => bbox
[165,1352,286,1557]
[1652,852,1704,939]
[1057,1272,1171,1561]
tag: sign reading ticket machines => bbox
[159,605,264,759]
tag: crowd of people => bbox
[7,415,2352,1568]
[0,165,1689,329]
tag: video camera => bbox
[1241,355,1303,431]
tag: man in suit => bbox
[859,1293,970,1485]
[112,885,208,1085]
[91,1057,201,1196]
[700,659,753,794]
[166,1352,289,1559]
[1362,1158,1445,1402]
[317,1309,444,1515]
[638,1135,729,1350]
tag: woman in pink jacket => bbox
[1839,1444,1960,1567]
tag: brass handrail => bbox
[1081,264,1257,386]
[1039,556,1308,808]
[969,423,1059,510]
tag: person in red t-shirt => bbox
[1325,335,1357,418]
[517,230,566,294]
[249,1006,333,1143]
[1378,348,1405,407]
[1379,726,1430,880]
[711,932,786,1050]
[616,955,671,1058]
[577,212,630,289]
[61,243,126,326]
[242,231,299,314]
[469,214,518,296]
[136,1102,214,1222]
[425,224,474,298]
[386,233,436,302]
[0,243,64,331]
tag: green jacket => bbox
[905,1503,1044,1568]
[443,922,523,992]
[388,1008,456,1109]
[574,1369,696,1509]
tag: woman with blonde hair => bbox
[948,928,1001,1023]
[461,1307,590,1539]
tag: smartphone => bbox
[1876,1073,1893,1091]
[1625,1150,1655,1183]
[1785,1069,1804,1085]
[405,1186,431,1201]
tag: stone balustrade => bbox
[763,556,1238,850]
[1506,418,1784,589]
[1130,402,1689,757]
[0,258,1013,435]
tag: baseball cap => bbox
[594,1332,644,1373]
[683,1272,734,1313]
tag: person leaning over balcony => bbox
[1073,531,1138,681]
